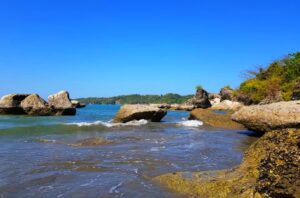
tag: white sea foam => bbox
[66,119,148,127]
[177,120,203,127]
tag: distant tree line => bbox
[77,93,194,104]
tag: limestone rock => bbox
[220,87,234,101]
[232,100,300,132]
[185,88,211,109]
[114,104,167,123]
[48,91,73,108]
[211,100,243,111]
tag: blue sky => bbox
[0,0,299,98]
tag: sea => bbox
[0,104,258,198]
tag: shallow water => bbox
[0,105,258,198]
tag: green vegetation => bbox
[195,85,203,90]
[235,52,300,104]
[77,93,193,105]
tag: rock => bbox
[169,104,195,111]
[189,108,244,129]
[71,100,86,108]
[211,100,243,111]
[48,91,73,108]
[0,94,29,114]
[0,91,76,116]
[220,87,234,101]
[69,138,114,147]
[209,93,221,106]
[232,101,300,132]
[149,103,171,109]
[154,128,300,198]
[20,94,53,116]
[114,104,167,123]
[292,82,300,100]
[185,88,211,109]
[48,91,76,115]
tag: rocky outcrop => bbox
[0,91,76,116]
[114,104,167,123]
[20,94,52,116]
[154,128,300,198]
[0,94,30,114]
[232,101,300,132]
[220,87,234,101]
[169,104,195,111]
[71,100,86,108]
[258,91,283,105]
[209,93,221,106]
[211,100,243,111]
[189,108,244,129]
[185,88,211,109]
[48,91,76,115]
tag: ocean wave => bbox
[66,119,148,128]
[177,120,203,127]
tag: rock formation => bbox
[232,100,300,132]
[211,100,243,111]
[114,104,167,123]
[220,87,234,101]
[71,100,86,108]
[185,88,211,109]
[189,108,244,129]
[0,91,76,116]
[292,81,300,100]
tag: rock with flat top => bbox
[211,100,243,111]
[232,100,300,132]
[114,104,167,123]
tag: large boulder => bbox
[185,88,211,109]
[114,104,167,123]
[48,91,76,115]
[20,94,53,116]
[211,100,243,111]
[220,87,234,101]
[232,100,300,132]
[0,94,29,114]
[208,93,221,106]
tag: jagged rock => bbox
[20,94,53,116]
[185,88,211,109]
[114,104,167,123]
[211,100,243,111]
[232,101,300,132]
[220,87,234,101]
[0,94,29,114]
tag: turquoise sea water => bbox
[0,105,258,198]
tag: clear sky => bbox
[0,0,299,98]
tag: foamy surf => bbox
[177,120,203,127]
[66,119,148,127]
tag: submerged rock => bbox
[154,128,300,198]
[232,100,300,132]
[211,100,243,111]
[70,138,114,147]
[185,88,211,109]
[114,104,167,123]
[189,108,244,129]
